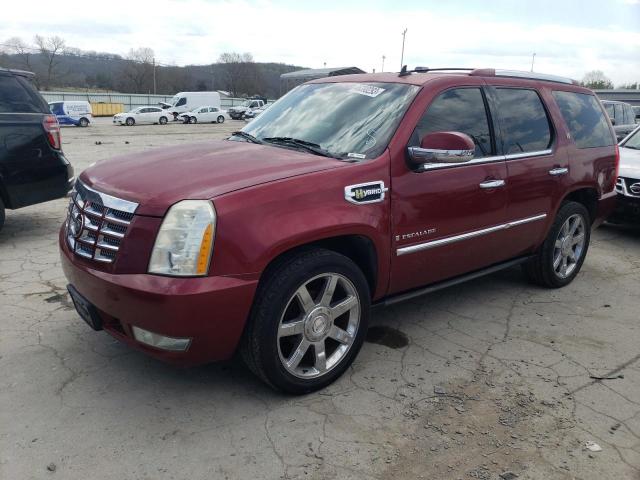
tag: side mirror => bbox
[407,131,475,168]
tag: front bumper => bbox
[610,193,640,223]
[60,228,259,365]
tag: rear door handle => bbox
[549,167,569,176]
[479,179,506,189]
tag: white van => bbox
[48,101,93,127]
[163,92,221,119]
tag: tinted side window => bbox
[496,88,552,154]
[412,88,493,157]
[552,91,614,149]
[623,105,634,125]
[604,103,614,119]
[614,104,624,123]
[176,97,186,107]
[0,74,48,113]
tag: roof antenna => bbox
[398,65,409,77]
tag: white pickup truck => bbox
[228,99,266,120]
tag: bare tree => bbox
[120,47,155,93]
[34,35,66,90]
[581,70,614,90]
[217,52,260,96]
[3,37,34,71]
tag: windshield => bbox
[622,127,640,150]
[240,82,419,159]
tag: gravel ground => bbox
[1,117,639,480]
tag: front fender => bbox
[210,154,391,298]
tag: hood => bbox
[80,140,345,216]
[619,146,640,179]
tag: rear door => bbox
[389,85,510,294]
[486,84,563,258]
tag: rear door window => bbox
[495,88,552,154]
[623,105,634,125]
[552,91,614,148]
[412,87,494,158]
[614,104,624,124]
[0,74,48,113]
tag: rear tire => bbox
[240,249,370,394]
[523,201,591,288]
[125,117,135,126]
[0,197,5,232]
[217,115,225,124]
[79,117,89,127]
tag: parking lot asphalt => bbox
[1,117,639,480]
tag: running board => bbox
[373,256,532,308]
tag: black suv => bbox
[0,68,74,231]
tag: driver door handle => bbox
[479,179,506,189]
[549,167,569,176]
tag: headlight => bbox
[148,200,216,276]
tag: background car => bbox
[602,100,637,141]
[0,68,74,231]
[113,106,170,126]
[612,125,640,223]
[243,103,269,121]
[49,100,92,127]
[180,106,229,124]
[634,105,640,122]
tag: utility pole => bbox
[382,55,386,72]
[152,58,156,94]
[530,52,536,72]
[400,28,407,70]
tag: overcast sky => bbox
[3,0,640,85]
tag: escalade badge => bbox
[344,181,388,204]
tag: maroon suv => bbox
[60,68,618,393]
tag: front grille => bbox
[66,181,138,264]
[617,177,640,198]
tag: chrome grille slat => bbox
[65,180,138,264]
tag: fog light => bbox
[131,326,191,351]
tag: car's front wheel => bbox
[159,116,168,125]
[0,197,5,232]
[523,201,591,288]
[190,116,197,124]
[79,117,89,127]
[217,115,225,124]
[125,117,135,126]
[241,249,370,394]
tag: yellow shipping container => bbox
[90,103,125,117]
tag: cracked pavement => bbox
[1,118,639,479]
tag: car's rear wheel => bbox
[0,197,5,232]
[79,117,89,127]
[523,201,591,288]
[190,116,197,124]
[125,117,135,126]
[159,116,168,125]
[241,249,370,394]
[217,115,225,124]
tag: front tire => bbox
[0,197,5,232]
[523,201,591,288]
[190,116,197,124]
[241,249,370,394]
[125,117,135,126]
[79,117,89,127]
[217,115,225,124]
[159,116,168,125]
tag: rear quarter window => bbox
[552,91,614,149]
[0,74,49,113]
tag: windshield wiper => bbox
[623,145,640,150]
[262,137,337,159]
[231,131,263,144]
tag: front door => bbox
[389,86,510,295]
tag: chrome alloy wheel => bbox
[277,273,360,379]
[553,214,586,279]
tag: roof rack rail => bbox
[470,68,576,85]
[399,66,476,77]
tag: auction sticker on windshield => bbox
[350,84,386,98]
